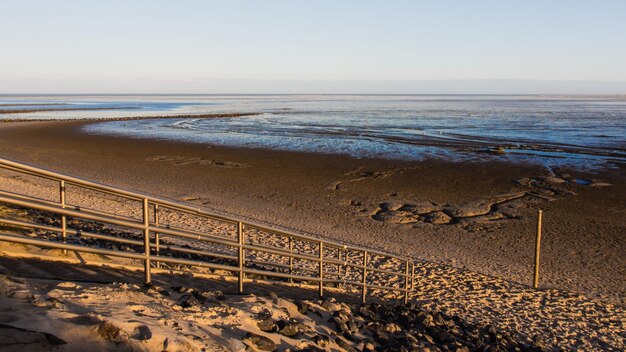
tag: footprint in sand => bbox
[147,155,248,169]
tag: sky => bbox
[1,0,626,94]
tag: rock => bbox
[486,325,497,338]
[379,202,393,211]
[243,333,276,351]
[8,290,33,300]
[257,319,278,333]
[385,323,401,334]
[131,325,152,341]
[332,311,350,324]
[426,211,452,225]
[430,328,455,344]
[177,294,200,308]
[358,306,376,320]
[372,211,393,222]
[387,211,420,224]
[396,312,414,328]
[211,290,226,300]
[362,341,376,352]
[257,309,273,320]
[191,291,208,304]
[385,335,418,351]
[335,322,350,335]
[422,333,435,344]
[421,314,434,327]
[277,319,307,337]
[96,322,124,343]
[295,300,311,314]
[334,336,358,352]
[433,313,446,326]
[347,320,359,334]
[372,325,390,344]
[312,334,330,347]
[171,286,191,293]
[321,298,339,312]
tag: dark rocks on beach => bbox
[334,336,358,352]
[320,297,340,312]
[131,325,152,341]
[243,332,277,351]
[277,319,308,337]
[385,322,402,334]
[358,305,376,320]
[257,308,273,320]
[426,211,452,225]
[96,321,124,343]
[328,302,545,352]
[330,310,361,337]
[209,290,226,300]
[362,341,376,352]
[312,334,330,347]
[177,293,200,308]
[294,299,311,314]
[257,319,278,333]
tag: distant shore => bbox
[0,106,142,115]
[0,112,260,122]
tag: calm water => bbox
[2,95,626,169]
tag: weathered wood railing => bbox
[0,157,415,303]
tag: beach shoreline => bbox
[0,120,624,304]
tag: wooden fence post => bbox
[403,259,410,304]
[337,247,342,283]
[142,198,151,285]
[410,262,415,291]
[154,204,160,268]
[533,209,543,289]
[59,180,67,255]
[318,241,324,298]
[288,236,293,283]
[361,250,368,304]
[238,222,245,293]
[341,246,347,285]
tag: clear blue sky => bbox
[1,1,626,94]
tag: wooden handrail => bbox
[0,157,416,304]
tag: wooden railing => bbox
[0,158,415,303]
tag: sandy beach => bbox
[0,120,625,350]
[1,120,624,299]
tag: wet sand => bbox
[0,120,624,305]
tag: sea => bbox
[2,95,625,169]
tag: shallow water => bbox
[2,95,626,169]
